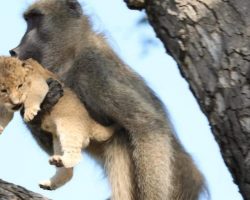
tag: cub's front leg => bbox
[24,75,49,122]
[0,105,14,133]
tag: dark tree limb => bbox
[124,0,250,199]
[0,179,50,200]
[124,0,145,10]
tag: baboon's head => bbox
[10,0,89,70]
[0,57,33,111]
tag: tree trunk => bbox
[0,179,50,200]
[124,0,250,199]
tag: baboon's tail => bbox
[130,122,204,200]
[104,130,135,200]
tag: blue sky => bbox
[0,0,243,200]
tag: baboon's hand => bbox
[40,78,64,111]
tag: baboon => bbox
[10,0,204,199]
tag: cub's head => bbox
[0,57,33,111]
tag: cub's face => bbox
[0,57,31,112]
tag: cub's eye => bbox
[1,89,7,93]
[18,84,23,89]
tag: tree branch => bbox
[0,179,50,200]
[123,0,145,10]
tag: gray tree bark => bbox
[125,0,250,199]
[0,179,50,200]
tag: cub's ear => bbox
[65,0,83,17]
[21,59,34,71]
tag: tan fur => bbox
[104,134,135,200]
[0,56,114,190]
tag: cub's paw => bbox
[49,155,64,167]
[39,180,57,190]
[24,106,40,122]
[0,125,4,134]
[49,154,81,168]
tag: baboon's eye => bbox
[24,9,43,22]
[24,9,44,30]
[18,84,23,89]
[1,89,7,93]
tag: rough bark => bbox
[0,179,50,200]
[124,0,250,199]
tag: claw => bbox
[49,155,64,167]
[39,180,56,190]
[24,106,40,122]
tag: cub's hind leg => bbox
[49,118,89,168]
[39,136,73,190]
[39,167,73,190]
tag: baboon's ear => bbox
[65,0,83,17]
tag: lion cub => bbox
[0,57,114,190]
